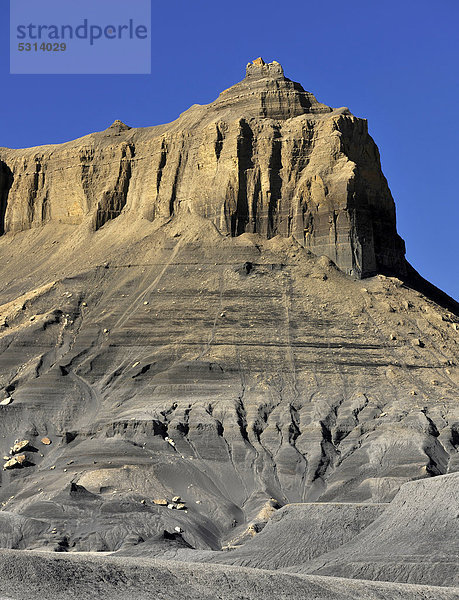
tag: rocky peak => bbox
[245,57,285,79]
[105,120,131,134]
[212,58,330,120]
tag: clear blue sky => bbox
[1,0,457,299]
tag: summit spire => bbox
[245,58,284,79]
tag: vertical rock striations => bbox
[0,59,406,277]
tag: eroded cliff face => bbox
[0,59,405,277]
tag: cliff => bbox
[0,58,405,277]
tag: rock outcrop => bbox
[0,60,456,576]
[0,59,405,277]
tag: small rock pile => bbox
[3,454,27,470]
[153,495,186,510]
[2,436,52,470]
[3,439,32,470]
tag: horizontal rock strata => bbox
[0,59,406,277]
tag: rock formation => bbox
[0,60,457,598]
[0,58,406,277]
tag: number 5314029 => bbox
[18,42,67,51]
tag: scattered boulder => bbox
[153,499,168,506]
[172,495,181,503]
[3,454,27,469]
[0,397,13,406]
[11,440,31,455]
[40,437,52,445]
[411,338,425,347]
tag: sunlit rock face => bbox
[0,58,405,278]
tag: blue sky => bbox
[1,0,457,299]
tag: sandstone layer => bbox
[0,59,406,278]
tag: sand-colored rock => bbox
[0,60,405,278]
[11,440,31,455]
[153,499,168,506]
[3,454,27,470]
